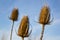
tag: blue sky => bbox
[0,0,60,40]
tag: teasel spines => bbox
[18,16,31,38]
[39,5,50,25]
[10,8,19,21]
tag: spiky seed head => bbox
[10,8,19,21]
[18,16,29,37]
[39,5,50,25]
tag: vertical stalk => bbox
[10,21,14,40]
[40,24,45,40]
[22,37,24,40]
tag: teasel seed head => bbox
[10,8,19,21]
[39,5,51,25]
[18,16,31,38]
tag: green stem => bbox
[40,24,45,40]
[10,21,14,40]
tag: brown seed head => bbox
[39,5,50,25]
[18,16,29,37]
[10,8,19,21]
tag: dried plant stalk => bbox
[18,16,30,40]
[39,5,51,40]
[10,21,14,40]
[22,37,24,40]
[10,8,19,40]
[40,25,45,40]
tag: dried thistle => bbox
[39,5,51,40]
[39,5,50,25]
[9,8,19,40]
[10,8,19,21]
[18,16,32,40]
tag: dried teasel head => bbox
[39,5,51,25]
[10,8,19,21]
[18,16,30,37]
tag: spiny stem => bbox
[22,37,24,40]
[10,21,14,40]
[40,24,45,40]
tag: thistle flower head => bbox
[10,8,19,21]
[39,5,50,25]
[18,16,29,37]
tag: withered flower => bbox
[39,5,50,25]
[10,8,19,21]
[18,16,32,40]
[39,5,52,40]
[9,8,19,40]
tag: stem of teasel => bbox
[10,21,14,40]
[40,24,45,40]
[22,37,24,40]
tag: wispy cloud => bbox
[44,36,60,40]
